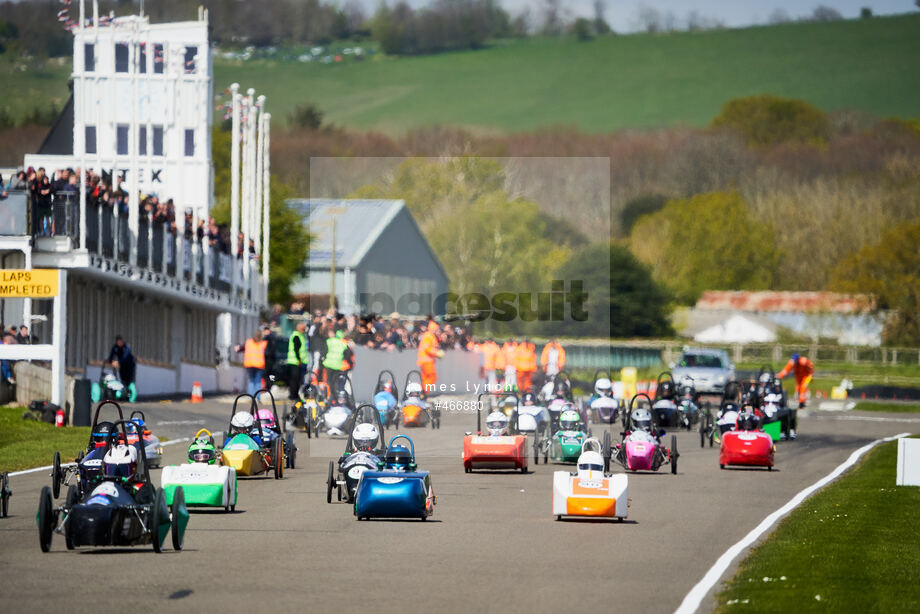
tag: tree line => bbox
[0,0,618,58]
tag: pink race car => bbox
[604,394,679,475]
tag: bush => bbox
[572,18,594,41]
[620,194,668,234]
[712,94,831,146]
[288,103,324,130]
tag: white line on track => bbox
[7,432,223,477]
[674,431,912,614]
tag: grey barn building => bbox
[288,199,449,315]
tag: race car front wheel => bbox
[38,486,54,552]
[326,461,334,503]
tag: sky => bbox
[354,1,916,32]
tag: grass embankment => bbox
[2,15,919,132]
[716,436,920,612]
[0,406,90,472]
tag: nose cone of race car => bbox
[402,404,424,425]
[221,449,261,475]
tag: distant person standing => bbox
[236,331,268,396]
[286,321,309,399]
[322,329,352,392]
[540,339,566,378]
[777,353,814,410]
[514,338,538,393]
[417,320,444,394]
[107,336,136,389]
[480,337,503,392]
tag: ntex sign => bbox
[0,269,60,297]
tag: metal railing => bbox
[19,189,265,303]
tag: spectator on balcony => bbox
[61,173,79,195]
[7,170,28,191]
[16,325,32,345]
[31,168,53,236]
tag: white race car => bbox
[553,438,628,521]
[162,429,238,511]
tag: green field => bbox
[0,407,91,472]
[716,436,920,612]
[2,14,919,132]
[853,401,920,413]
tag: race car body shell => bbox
[552,471,628,518]
[550,431,585,463]
[221,434,267,476]
[719,430,775,468]
[162,464,238,508]
[517,406,549,433]
[401,402,428,427]
[463,434,527,470]
[354,470,434,519]
[624,438,658,471]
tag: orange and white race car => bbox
[462,392,528,474]
[552,438,628,521]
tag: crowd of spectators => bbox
[4,166,258,260]
[268,303,475,353]
[0,324,35,385]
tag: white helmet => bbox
[576,449,605,476]
[630,408,653,432]
[230,412,255,434]
[485,411,508,436]
[406,382,423,398]
[103,443,138,478]
[352,422,379,452]
[594,378,613,397]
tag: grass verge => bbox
[715,436,920,612]
[0,406,91,472]
[852,401,920,413]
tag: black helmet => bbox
[657,380,674,398]
[384,445,413,471]
[737,412,760,431]
[554,380,568,397]
[522,392,536,406]
[92,421,116,445]
[720,402,739,417]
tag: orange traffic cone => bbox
[190,381,203,403]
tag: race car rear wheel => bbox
[51,451,62,499]
[1,472,9,518]
[151,488,167,553]
[64,484,79,550]
[326,461,335,503]
[285,432,296,469]
[38,486,54,552]
[670,435,679,475]
[273,439,284,479]
[603,431,612,473]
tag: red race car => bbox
[463,392,528,474]
[719,408,775,470]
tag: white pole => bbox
[51,270,68,407]
[254,95,265,254]
[261,112,271,285]
[229,83,240,293]
[78,2,86,251]
[242,88,255,284]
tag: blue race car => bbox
[354,435,435,521]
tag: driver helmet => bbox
[92,421,116,446]
[737,412,760,431]
[103,443,137,478]
[352,422,379,453]
[521,392,536,406]
[630,408,653,432]
[657,380,674,399]
[336,389,349,405]
[559,409,581,431]
[759,371,773,384]
[103,371,117,383]
[577,450,605,477]
[406,382,423,399]
[486,411,509,436]
[382,380,393,393]
[594,378,613,397]
[720,402,740,416]
[188,438,217,464]
[230,412,255,435]
[257,408,277,431]
[500,395,517,412]
[384,445,413,471]
[554,380,569,398]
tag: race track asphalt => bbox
[1,395,916,614]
